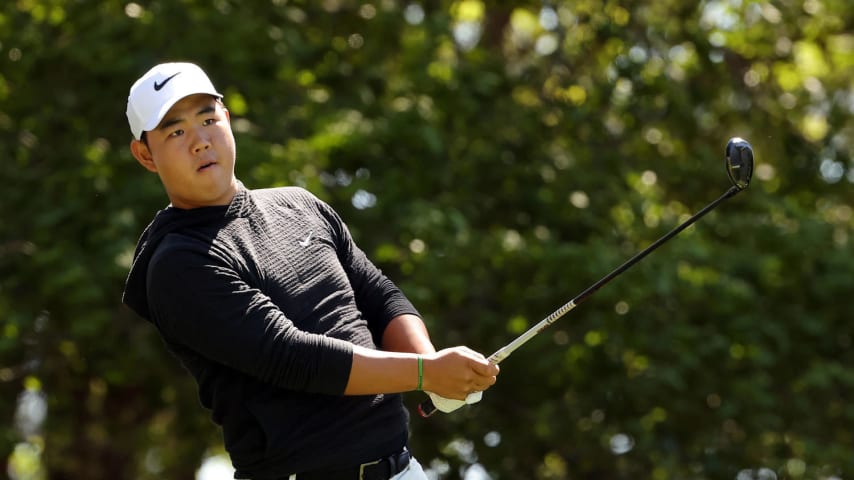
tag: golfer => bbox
[122,62,499,480]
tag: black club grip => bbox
[416,397,438,418]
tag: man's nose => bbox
[191,130,211,154]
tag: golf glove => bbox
[427,391,483,413]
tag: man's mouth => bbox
[198,162,216,171]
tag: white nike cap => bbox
[126,62,222,140]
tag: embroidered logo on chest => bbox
[298,232,313,247]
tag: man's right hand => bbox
[421,346,499,400]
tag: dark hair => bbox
[140,132,149,147]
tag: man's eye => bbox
[169,129,184,137]
[203,118,215,126]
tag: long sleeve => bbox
[147,234,354,395]
[314,198,421,344]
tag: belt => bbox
[288,448,411,480]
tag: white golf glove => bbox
[427,391,483,413]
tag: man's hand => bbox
[421,347,499,400]
[427,390,483,413]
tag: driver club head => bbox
[725,137,754,190]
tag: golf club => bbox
[418,137,754,418]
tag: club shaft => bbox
[491,185,741,363]
[418,185,742,418]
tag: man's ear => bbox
[130,139,157,173]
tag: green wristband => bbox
[416,355,423,391]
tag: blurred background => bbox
[1,1,852,479]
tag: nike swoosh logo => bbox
[298,232,313,247]
[154,72,180,91]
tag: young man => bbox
[122,62,499,480]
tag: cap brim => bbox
[140,90,222,135]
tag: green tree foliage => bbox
[1,1,852,478]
